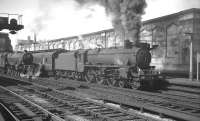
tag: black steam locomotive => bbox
[0,41,165,90]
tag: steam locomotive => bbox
[0,41,165,90]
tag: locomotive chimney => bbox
[27,36,31,41]
[34,32,37,43]
[33,32,37,51]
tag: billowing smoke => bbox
[30,0,146,43]
[75,0,147,43]
[30,0,111,40]
[31,0,57,34]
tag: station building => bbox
[140,8,200,75]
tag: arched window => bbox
[151,26,165,57]
[166,23,179,57]
[140,28,152,44]
[107,32,115,48]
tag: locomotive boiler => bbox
[87,43,152,71]
[22,50,34,65]
[82,42,160,89]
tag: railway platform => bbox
[167,78,200,87]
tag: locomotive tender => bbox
[0,41,165,89]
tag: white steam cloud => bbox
[75,0,147,43]
[30,0,146,43]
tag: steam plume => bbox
[75,0,147,43]
[31,0,67,34]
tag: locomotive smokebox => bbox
[136,48,151,69]
[22,50,33,65]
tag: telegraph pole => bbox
[185,32,193,81]
[197,53,200,81]
[34,32,37,51]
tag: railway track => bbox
[0,74,200,121]
[35,76,200,98]
[88,86,200,120]
[166,80,200,95]
[26,77,200,120]
[0,86,63,121]
[0,76,158,121]
[28,76,200,107]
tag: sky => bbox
[0,0,200,47]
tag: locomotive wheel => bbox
[96,77,108,85]
[103,79,110,86]
[7,68,11,75]
[16,71,20,77]
[67,71,73,79]
[9,68,12,75]
[84,70,96,83]
[131,81,141,89]
[6,68,9,75]
[115,80,125,88]
[11,70,14,75]
[74,72,82,80]
[95,76,112,86]
[7,68,10,75]
[73,72,78,79]
[55,71,61,79]
[27,66,33,77]
[13,70,16,76]
[102,78,116,86]
[77,73,82,80]
[63,72,68,78]
[111,79,119,87]
[64,71,70,78]
[110,79,117,86]
[97,77,104,85]
[9,69,12,75]
[72,72,76,79]
[33,65,40,76]
[61,71,66,78]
